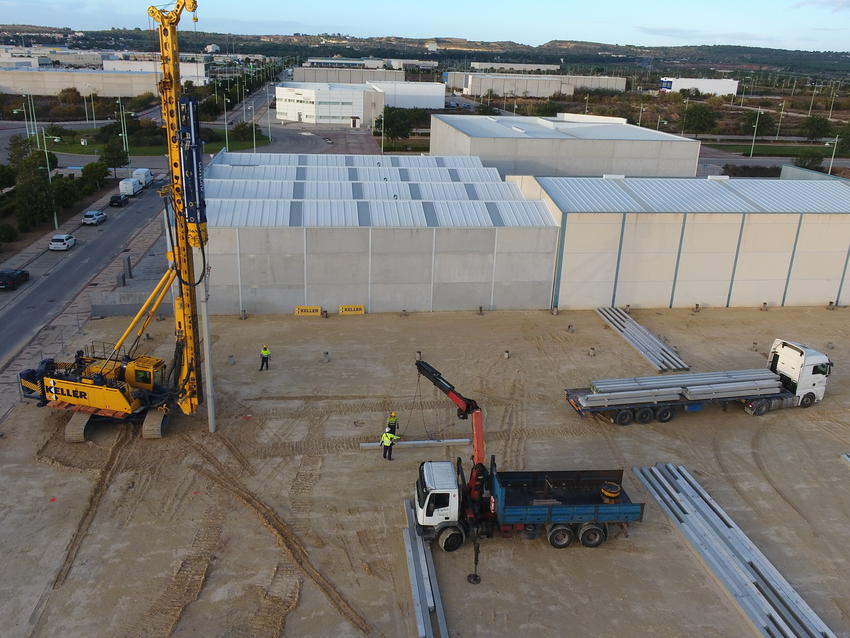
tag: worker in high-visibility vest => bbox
[380,427,400,461]
[386,411,399,435]
[259,345,271,371]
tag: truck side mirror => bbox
[426,498,436,516]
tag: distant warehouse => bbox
[444,72,625,96]
[659,77,739,95]
[275,81,445,127]
[292,67,404,83]
[470,62,561,72]
[430,113,699,178]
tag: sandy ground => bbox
[1,306,849,637]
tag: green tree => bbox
[57,87,82,104]
[231,121,259,142]
[381,107,412,141]
[0,164,15,189]
[474,104,499,115]
[101,138,129,177]
[799,115,832,141]
[81,161,110,189]
[793,148,824,171]
[683,103,717,136]
[14,153,52,232]
[51,176,79,209]
[836,122,850,154]
[7,135,33,172]
[740,110,776,137]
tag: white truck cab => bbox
[415,461,460,530]
[769,339,832,406]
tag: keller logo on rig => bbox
[47,384,88,400]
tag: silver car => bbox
[48,234,76,251]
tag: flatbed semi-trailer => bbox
[566,339,831,425]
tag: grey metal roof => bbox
[204,179,524,201]
[206,199,555,228]
[538,177,850,215]
[432,114,696,143]
[206,164,502,183]
[216,152,482,168]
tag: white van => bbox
[119,178,143,197]
[132,168,153,187]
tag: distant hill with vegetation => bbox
[1,24,848,76]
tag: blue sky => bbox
[1,0,848,51]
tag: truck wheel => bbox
[547,524,574,549]
[635,407,654,424]
[437,526,465,552]
[614,410,633,426]
[752,400,768,416]
[656,406,674,423]
[800,393,815,409]
[579,523,605,548]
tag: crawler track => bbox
[192,463,372,635]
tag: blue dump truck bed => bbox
[493,468,644,525]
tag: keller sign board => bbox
[338,305,365,315]
[295,305,322,316]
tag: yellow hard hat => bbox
[390,411,396,417]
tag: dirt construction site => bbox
[1,305,849,637]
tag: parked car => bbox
[109,194,129,207]
[82,210,108,225]
[48,234,76,251]
[0,269,29,290]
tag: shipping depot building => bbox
[203,153,850,315]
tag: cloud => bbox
[792,0,850,9]
[637,26,772,43]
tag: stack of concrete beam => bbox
[842,453,850,466]
[578,369,780,408]
[634,464,836,638]
[596,307,689,371]
[402,499,448,638]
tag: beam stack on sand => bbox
[402,499,449,638]
[595,306,689,371]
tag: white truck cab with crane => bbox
[413,361,644,553]
[18,0,208,442]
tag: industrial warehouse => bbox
[202,152,850,316]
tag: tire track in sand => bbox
[123,507,224,638]
[192,463,371,635]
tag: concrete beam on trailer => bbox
[359,438,470,449]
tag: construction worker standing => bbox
[259,345,271,371]
[386,411,399,435]
[380,427,400,461]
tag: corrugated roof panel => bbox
[302,201,359,226]
[417,182,468,200]
[361,182,409,200]
[214,152,485,169]
[303,182,352,199]
[723,179,850,213]
[433,201,492,227]
[496,200,558,227]
[470,182,525,201]
[539,177,644,213]
[206,199,292,227]
[623,178,759,213]
[369,200,428,226]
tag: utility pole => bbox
[749,108,761,158]
[775,101,785,140]
[828,134,839,175]
[681,98,689,135]
[41,128,58,230]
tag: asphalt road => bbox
[0,184,163,367]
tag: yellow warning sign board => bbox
[338,304,365,315]
[295,305,322,316]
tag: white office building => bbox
[275,81,445,127]
[659,77,739,95]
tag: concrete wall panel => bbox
[432,283,491,311]
[784,215,850,305]
[673,213,741,307]
[369,284,431,312]
[492,282,551,309]
[730,215,798,306]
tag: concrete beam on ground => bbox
[359,438,470,449]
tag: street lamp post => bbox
[749,108,761,158]
[584,94,589,114]
[828,134,839,175]
[28,93,40,149]
[223,97,230,151]
[12,105,30,139]
[41,128,59,230]
[775,101,785,140]
[247,105,256,152]
[681,98,689,135]
[637,104,645,127]
[808,84,821,117]
[265,82,273,142]
[828,85,837,120]
[88,86,97,129]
